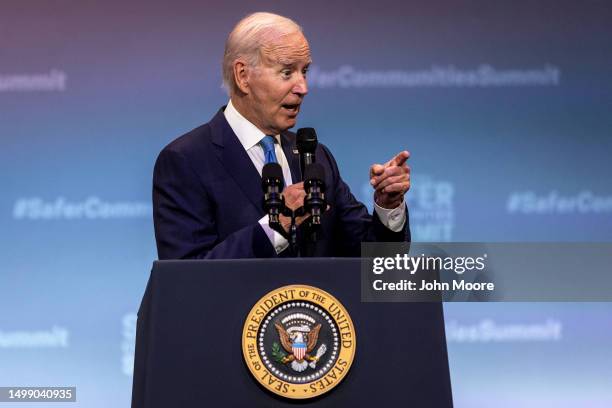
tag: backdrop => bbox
[1,1,611,407]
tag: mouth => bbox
[281,103,301,115]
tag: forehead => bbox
[260,31,311,66]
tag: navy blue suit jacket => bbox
[153,109,410,259]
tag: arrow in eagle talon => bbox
[309,344,327,368]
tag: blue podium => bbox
[132,259,453,407]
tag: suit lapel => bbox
[281,131,302,184]
[210,109,264,214]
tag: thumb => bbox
[370,163,384,178]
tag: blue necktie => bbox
[260,135,278,164]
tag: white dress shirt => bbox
[223,100,406,254]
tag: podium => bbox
[132,259,453,407]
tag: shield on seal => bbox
[292,342,307,360]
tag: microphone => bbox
[296,127,317,178]
[303,163,326,225]
[262,163,285,225]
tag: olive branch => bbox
[271,342,287,363]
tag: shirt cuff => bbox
[373,200,406,232]
[258,215,289,254]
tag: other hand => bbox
[279,182,309,233]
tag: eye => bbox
[281,69,292,79]
[302,67,309,77]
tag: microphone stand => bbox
[269,205,305,257]
[288,207,305,257]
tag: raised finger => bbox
[385,150,410,167]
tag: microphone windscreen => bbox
[304,163,325,184]
[262,163,284,188]
[262,162,284,180]
[296,128,318,153]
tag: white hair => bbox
[222,12,303,95]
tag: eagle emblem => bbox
[243,286,356,399]
[273,313,328,372]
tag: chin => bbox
[283,118,297,130]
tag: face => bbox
[241,31,311,134]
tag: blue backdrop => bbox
[1,1,611,406]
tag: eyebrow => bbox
[275,57,312,67]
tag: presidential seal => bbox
[242,285,356,399]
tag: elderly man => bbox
[153,12,411,259]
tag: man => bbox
[153,12,411,259]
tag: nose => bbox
[292,73,308,96]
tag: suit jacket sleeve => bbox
[153,148,277,259]
[320,145,410,256]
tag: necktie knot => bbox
[260,135,278,164]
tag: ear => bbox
[233,59,250,94]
